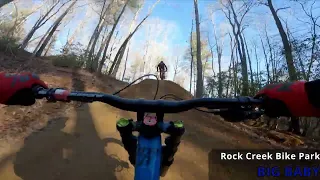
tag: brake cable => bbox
[110,74,262,118]
[112,74,159,100]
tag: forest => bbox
[0,0,320,140]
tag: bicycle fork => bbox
[116,118,185,176]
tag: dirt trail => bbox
[0,68,285,180]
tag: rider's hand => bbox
[254,81,320,118]
[0,72,48,106]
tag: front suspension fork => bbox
[116,118,185,176]
[161,120,185,176]
[116,118,137,165]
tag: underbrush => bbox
[52,54,85,68]
[52,43,86,69]
[243,116,320,148]
[0,36,20,55]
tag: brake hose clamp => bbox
[45,88,68,102]
[45,88,57,102]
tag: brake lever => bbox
[243,110,264,120]
[214,108,263,122]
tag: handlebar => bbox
[33,87,263,114]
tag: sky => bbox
[2,0,320,91]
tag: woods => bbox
[1,0,320,138]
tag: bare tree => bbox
[173,56,181,81]
[108,0,160,77]
[44,30,58,56]
[260,0,300,135]
[141,25,151,74]
[87,0,115,71]
[121,44,130,81]
[189,19,194,93]
[221,0,252,96]
[97,0,129,74]
[243,35,255,95]
[194,0,203,98]
[260,35,271,83]
[263,0,298,81]
[295,0,320,80]
[212,24,224,98]
[20,0,67,49]
[228,32,238,97]
[264,25,276,83]
[108,12,150,76]
[253,41,261,89]
[35,0,78,57]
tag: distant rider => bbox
[1,72,320,119]
[156,61,168,79]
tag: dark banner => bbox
[208,149,320,180]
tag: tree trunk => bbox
[267,0,300,135]
[20,0,63,49]
[173,56,179,81]
[267,0,297,81]
[234,44,240,96]
[110,44,126,77]
[87,1,114,71]
[232,52,237,97]
[193,67,197,96]
[226,60,232,97]
[109,13,150,77]
[254,42,261,89]
[214,30,223,98]
[97,1,128,74]
[306,34,317,81]
[109,0,160,77]
[194,0,203,98]
[265,28,275,83]
[287,29,307,80]
[93,28,110,68]
[85,0,111,55]
[88,22,108,69]
[44,32,57,56]
[32,22,55,55]
[122,45,130,81]
[35,1,77,57]
[141,26,151,75]
[227,1,249,96]
[20,25,38,49]
[207,34,215,77]
[260,37,271,84]
[189,19,194,93]
[243,35,254,95]
[202,57,209,81]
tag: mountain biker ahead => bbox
[1,72,320,118]
[157,61,168,80]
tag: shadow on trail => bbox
[13,72,129,180]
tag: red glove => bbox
[255,81,320,117]
[0,72,48,106]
